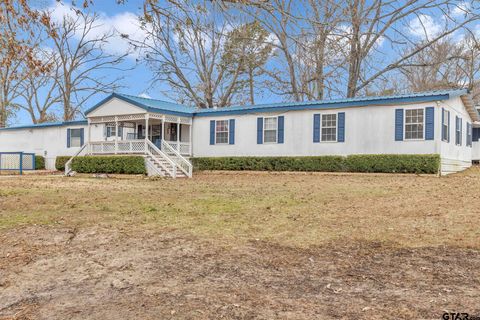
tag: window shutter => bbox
[425,107,434,140]
[337,112,345,142]
[441,108,445,140]
[473,127,480,142]
[447,111,450,143]
[67,129,71,148]
[455,116,459,145]
[209,120,215,145]
[229,119,235,145]
[460,118,462,145]
[80,128,85,146]
[277,116,284,144]
[257,117,263,144]
[395,109,403,141]
[313,114,320,143]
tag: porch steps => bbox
[145,155,187,178]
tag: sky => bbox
[12,0,479,126]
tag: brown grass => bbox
[0,169,479,319]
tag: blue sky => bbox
[12,0,479,125]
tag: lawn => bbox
[0,170,479,319]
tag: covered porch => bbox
[87,113,193,156]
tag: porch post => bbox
[189,121,192,156]
[160,119,164,145]
[176,120,180,152]
[88,119,92,154]
[145,113,149,152]
[114,116,118,154]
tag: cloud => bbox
[408,14,442,40]
[47,1,147,59]
[452,2,472,17]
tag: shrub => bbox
[55,156,71,171]
[344,154,440,174]
[192,154,440,174]
[71,156,146,174]
[35,156,45,170]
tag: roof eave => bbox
[460,94,479,122]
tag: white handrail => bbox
[160,140,193,178]
[146,139,177,178]
[65,143,88,175]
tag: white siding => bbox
[193,102,438,157]
[437,97,473,175]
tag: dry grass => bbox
[1,169,479,248]
[1,169,480,319]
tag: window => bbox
[405,109,424,140]
[215,120,229,144]
[69,129,82,147]
[467,123,472,147]
[442,109,449,141]
[456,116,462,146]
[106,125,116,138]
[321,114,337,142]
[263,117,277,143]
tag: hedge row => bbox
[56,156,146,174]
[191,154,440,174]
[35,156,45,170]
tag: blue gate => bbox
[0,152,36,175]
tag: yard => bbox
[0,169,479,319]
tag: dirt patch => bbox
[0,225,479,320]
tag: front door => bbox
[151,125,162,147]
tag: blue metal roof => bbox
[0,120,88,131]
[194,89,469,116]
[84,92,195,117]
[1,89,471,131]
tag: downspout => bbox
[435,101,442,176]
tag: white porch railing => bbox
[160,140,193,178]
[65,143,88,175]
[165,141,190,156]
[90,139,146,154]
[79,139,192,178]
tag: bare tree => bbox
[18,47,62,124]
[0,1,52,127]
[134,0,251,108]
[342,0,479,97]
[46,8,127,120]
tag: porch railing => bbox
[160,140,193,178]
[90,140,146,154]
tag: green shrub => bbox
[71,156,146,174]
[344,154,440,174]
[35,155,45,170]
[192,154,440,174]
[55,156,71,171]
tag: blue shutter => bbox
[67,129,71,148]
[395,109,403,141]
[460,118,462,145]
[313,114,320,143]
[277,116,284,144]
[447,111,450,143]
[441,108,445,140]
[209,120,215,145]
[473,127,480,142]
[337,112,345,142]
[257,117,263,144]
[455,116,459,145]
[80,128,85,146]
[425,107,434,140]
[229,119,235,145]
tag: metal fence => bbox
[0,152,35,174]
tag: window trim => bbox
[455,116,462,146]
[404,108,425,141]
[69,128,82,148]
[214,119,229,145]
[442,109,449,142]
[321,113,337,143]
[263,116,278,144]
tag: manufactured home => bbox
[0,89,479,177]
